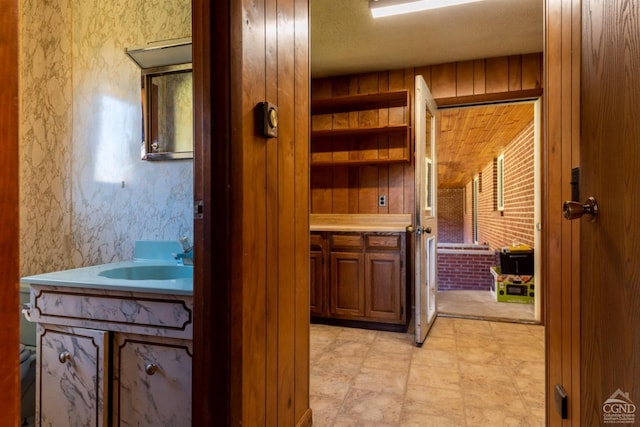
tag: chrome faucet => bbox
[175,237,193,265]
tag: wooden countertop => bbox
[310,214,412,232]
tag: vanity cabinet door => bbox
[37,324,108,427]
[113,333,193,426]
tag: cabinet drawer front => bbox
[30,286,193,339]
[331,233,363,250]
[310,232,324,250]
[366,234,401,250]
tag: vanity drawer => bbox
[28,285,193,339]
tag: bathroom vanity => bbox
[21,242,193,426]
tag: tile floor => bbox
[437,290,537,323]
[310,317,545,426]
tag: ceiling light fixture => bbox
[370,0,484,18]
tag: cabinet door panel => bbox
[366,252,402,321]
[330,252,365,317]
[113,333,192,426]
[38,324,108,427]
[310,250,324,316]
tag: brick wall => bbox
[437,244,499,291]
[438,188,464,243]
[462,122,535,250]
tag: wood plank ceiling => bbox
[437,102,534,189]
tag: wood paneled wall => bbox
[544,0,581,425]
[193,0,310,426]
[311,53,543,216]
[0,1,20,425]
[419,53,543,105]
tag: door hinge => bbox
[194,200,204,219]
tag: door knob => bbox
[424,227,432,234]
[563,197,598,222]
[406,225,423,235]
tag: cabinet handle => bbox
[58,351,72,364]
[145,363,159,375]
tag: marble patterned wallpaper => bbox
[20,0,192,276]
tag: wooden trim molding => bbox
[0,0,21,424]
[435,88,543,107]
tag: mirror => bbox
[141,63,193,160]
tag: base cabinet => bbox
[28,285,193,427]
[311,231,407,329]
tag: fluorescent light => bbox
[370,0,483,18]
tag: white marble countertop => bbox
[20,260,193,296]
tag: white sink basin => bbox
[98,265,193,280]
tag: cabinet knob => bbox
[58,351,72,364]
[145,363,159,375]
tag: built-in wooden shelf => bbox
[311,90,409,115]
[310,158,410,167]
[311,124,408,139]
[310,90,411,167]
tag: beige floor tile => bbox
[332,415,396,427]
[462,382,526,411]
[371,332,416,355]
[340,388,404,424]
[311,353,365,377]
[402,384,465,418]
[459,362,515,386]
[309,318,545,427]
[336,327,378,343]
[399,410,466,427]
[327,338,374,358]
[407,363,461,391]
[352,366,408,395]
[465,406,543,427]
[310,371,354,400]
[310,394,342,427]
[420,336,458,352]
[363,350,412,372]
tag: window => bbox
[472,176,479,243]
[496,154,505,211]
[425,158,432,213]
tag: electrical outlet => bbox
[379,195,387,207]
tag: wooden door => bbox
[579,1,640,424]
[413,75,438,345]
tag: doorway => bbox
[435,99,542,324]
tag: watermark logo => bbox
[603,389,636,424]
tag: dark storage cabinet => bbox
[310,231,408,330]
